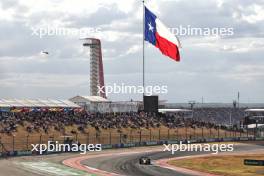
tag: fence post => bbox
[176,128,178,140]
[12,135,15,153]
[185,127,187,140]
[218,127,220,140]
[247,129,249,137]
[75,133,78,142]
[167,129,170,140]
[26,134,29,150]
[158,128,161,141]
[149,129,152,141]
[130,130,132,143]
[119,132,122,144]
[95,133,98,144]
[109,132,112,144]
[202,127,204,139]
[0,137,2,153]
[209,128,212,138]
[39,134,42,144]
[139,130,142,143]
[86,132,90,144]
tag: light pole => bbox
[188,101,196,119]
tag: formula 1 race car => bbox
[139,156,151,165]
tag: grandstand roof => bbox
[158,109,192,113]
[166,103,264,108]
[247,124,264,129]
[83,96,109,102]
[245,109,264,112]
[0,99,80,108]
[69,95,110,103]
[0,99,11,107]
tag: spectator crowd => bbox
[0,107,248,135]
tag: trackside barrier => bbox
[102,144,113,149]
[206,138,216,142]
[239,137,249,141]
[167,140,179,144]
[256,137,264,141]
[47,150,63,154]
[121,143,135,148]
[114,144,122,148]
[0,128,260,157]
[146,141,158,146]
[189,139,198,143]
[17,151,32,156]
[1,137,262,158]
[223,138,233,142]
[157,140,166,145]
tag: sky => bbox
[0,0,264,103]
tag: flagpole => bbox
[142,0,145,100]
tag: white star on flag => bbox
[148,22,154,32]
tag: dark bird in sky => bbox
[41,51,49,55]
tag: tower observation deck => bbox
[83,38,106,98]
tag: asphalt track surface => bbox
[0,141,263,176]
[82,142,264,176]
[83,150,191,176]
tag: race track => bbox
[81,142,264,176]
[82,150,190,176]
[0,141,263,176]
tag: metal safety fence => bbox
[0,127,256,156]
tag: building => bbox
[245,109,264,137]
[78,39,140,113]
[69,96,140,113]
[110,101,140,113]
[82,38,106,98]
[69,96,110,112]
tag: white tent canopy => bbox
[247,124,264,129]
[158,109,192,113]
[245,109,264,112]
[0,99,80,108]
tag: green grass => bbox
[168,154,264,176]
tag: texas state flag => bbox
[145,6,180,61]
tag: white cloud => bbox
[126,45,141,55]
[241,4,264,23]
[219,64,264,82]
[184,37,264,53]
[0,0,264,102]
[0,72,88,88]
[0,7,15,21]
[232,3,264,23]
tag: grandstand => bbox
[0,98,259,155]
[165,103,264,125]
[244,109,264,137]
[0,104,252,153]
